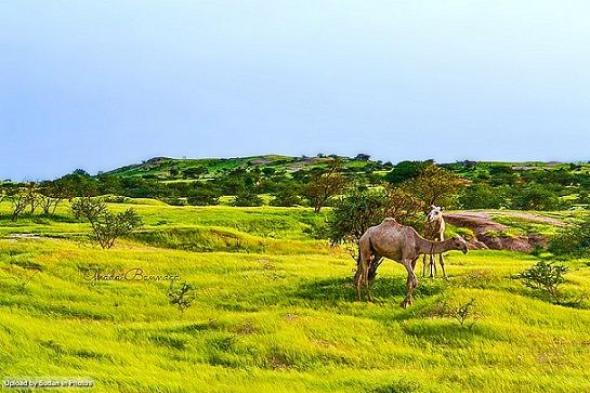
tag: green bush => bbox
[514,261,567,302]
[72,197,143,249]
[328,188,390,244]
[270,184,302,207]
[233,192,263,207]
[510,185,561,210]
[187,188,220,206]
[459,184,507,209]
[549,218,590,257]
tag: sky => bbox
[1,1,589,180]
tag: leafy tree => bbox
[548,217,590,257]
[96,174,123,195]
[10,193,29,221]
[511,185,561,210]
[262,167,276,177]
[404,165,468,206]
[384,160,433,185]
[167,281,194,313]
[329,188,390,244]
[515,261,567,302]
[270,183,302,207]
[303,160,348,213]
[487,165,518,186]
[56,170,98,197]
[329,186,425,244]
[72,197,142,249]
[182,167,208,179]
[355,153,371,161]
[38,181,68,215]
[233,191,263,207]
[577,190,590,205]
[459,184,507,209]
[187,184,221,206]
[544,168,575,186]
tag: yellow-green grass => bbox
[0,203,589,392]
[0,201,326,240]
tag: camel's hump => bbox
[381,217,398,225]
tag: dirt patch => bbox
[493,212,565,227]
[444,212,549,252]
[444,212,507,236]
[5,234,42,240]
[249,158,272,165]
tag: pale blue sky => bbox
[1,1,589,180]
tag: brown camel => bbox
[422,205,447,279]
[355,218,468,307]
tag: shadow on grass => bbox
[505,286,590,310]
[293,276,446,305]
[401,321,503,345]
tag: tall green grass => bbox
[0,202,589,392]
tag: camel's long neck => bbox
[434,217,445,235]
[426,217,445,240]
[417,237,456,254]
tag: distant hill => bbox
[102,154,590,183]
[104,154,391,181]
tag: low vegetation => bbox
[549,216,590,258]
[2,155,588,211]
[71,197,142,248]
[515,261,568,303]
[1,155,590,392]
[0,199,589,392]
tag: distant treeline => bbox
[1,157,589,211]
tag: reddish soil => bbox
[444,212,549,252]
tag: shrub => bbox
[303,160,348,213]
[160,197,188,206]
[402,164,468,207]
[384,160,433,185]
[427,298,479,329]
[511,185,561,210]
[233,192,263,207]
[10,194,30,221]
[549,218,590,258]
[167,281,195,313]
[187,187,220,206]
[329,186,425,245]
[72,197,143,249]
[101,195,131,204]
[328,188,390,244]
[514,261,567,302]
[270,185,302,207]
[459,184,507,209]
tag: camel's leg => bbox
[422,254,428,277]
[364,266,372,302]
[428,254,436,280]
[401,260,418,308]
[439,253,448,280]
[356,248,372,301]
[368,254,382,284]
[411,256,419,271]
[355,259,366,301]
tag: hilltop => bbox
[104,154,391,181]
[103,154,590,182]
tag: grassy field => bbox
[1,201,590,392]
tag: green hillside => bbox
[105,154,387,181]
[1,200,590,392]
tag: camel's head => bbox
[451,235,469,254]
[427,205,444,223]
